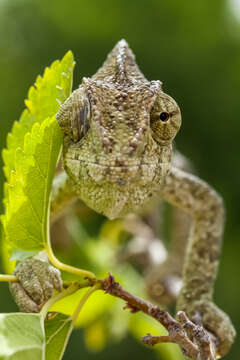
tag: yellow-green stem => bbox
[40,283,80,319]
[71,283,101,324]
[0,274,18,282]
[45,202,95,279]
[45,242,96,279]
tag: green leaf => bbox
[0,313,44,360]
[45,313,73,360]
[1,118,63,251]
[1,51,75,257]
[2,51,74,181]
[0,312,74,360]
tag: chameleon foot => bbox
[9,258,62,313]
[177,299,236,357]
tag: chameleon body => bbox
[11,40,235,357]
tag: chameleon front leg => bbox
[160,166,235,357]
[146,152,193,306]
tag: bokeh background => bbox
[0,0,240,359]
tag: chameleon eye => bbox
[159,112,169,122]
[57,88,90,142]
[150,93,181,145]
[71,99,90,142]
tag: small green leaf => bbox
[45,313,73,360]
[2,51,74,181]
[0,313,44,359]
[1,118,63,251]
[1,51,75,258]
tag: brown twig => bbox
[96,273,216,360]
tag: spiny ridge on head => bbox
[92,39,148,86]
[115,39,135,83]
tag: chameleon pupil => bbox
[159,112,169,122]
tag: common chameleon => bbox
[10,40,235,357]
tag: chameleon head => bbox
[56,40,181,217]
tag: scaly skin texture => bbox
[145,151,193,306]
[10,259,62,313]
[57,40,180,219]
[10,40,235,356]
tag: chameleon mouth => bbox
[84,162,157,169]
[65,157,166,169]
[65,158,171,175]
[65,158,169,187]
[65,157,171,186]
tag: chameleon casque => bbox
[10,40,235,357]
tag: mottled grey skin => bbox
[145,152,193,306]
[10,259,62,313]
[10,40,235,356]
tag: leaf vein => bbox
[46,318,71,346]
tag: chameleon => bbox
[10,39,235,357]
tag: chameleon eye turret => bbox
[150,92,182,145]
[56,87,90,142]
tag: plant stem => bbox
[45,235,96,280]
[47,283,100,360]
[40,283,80,319]
[0,274,18,282]
[71,283,101,324]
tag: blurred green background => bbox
[0,0,240,359]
